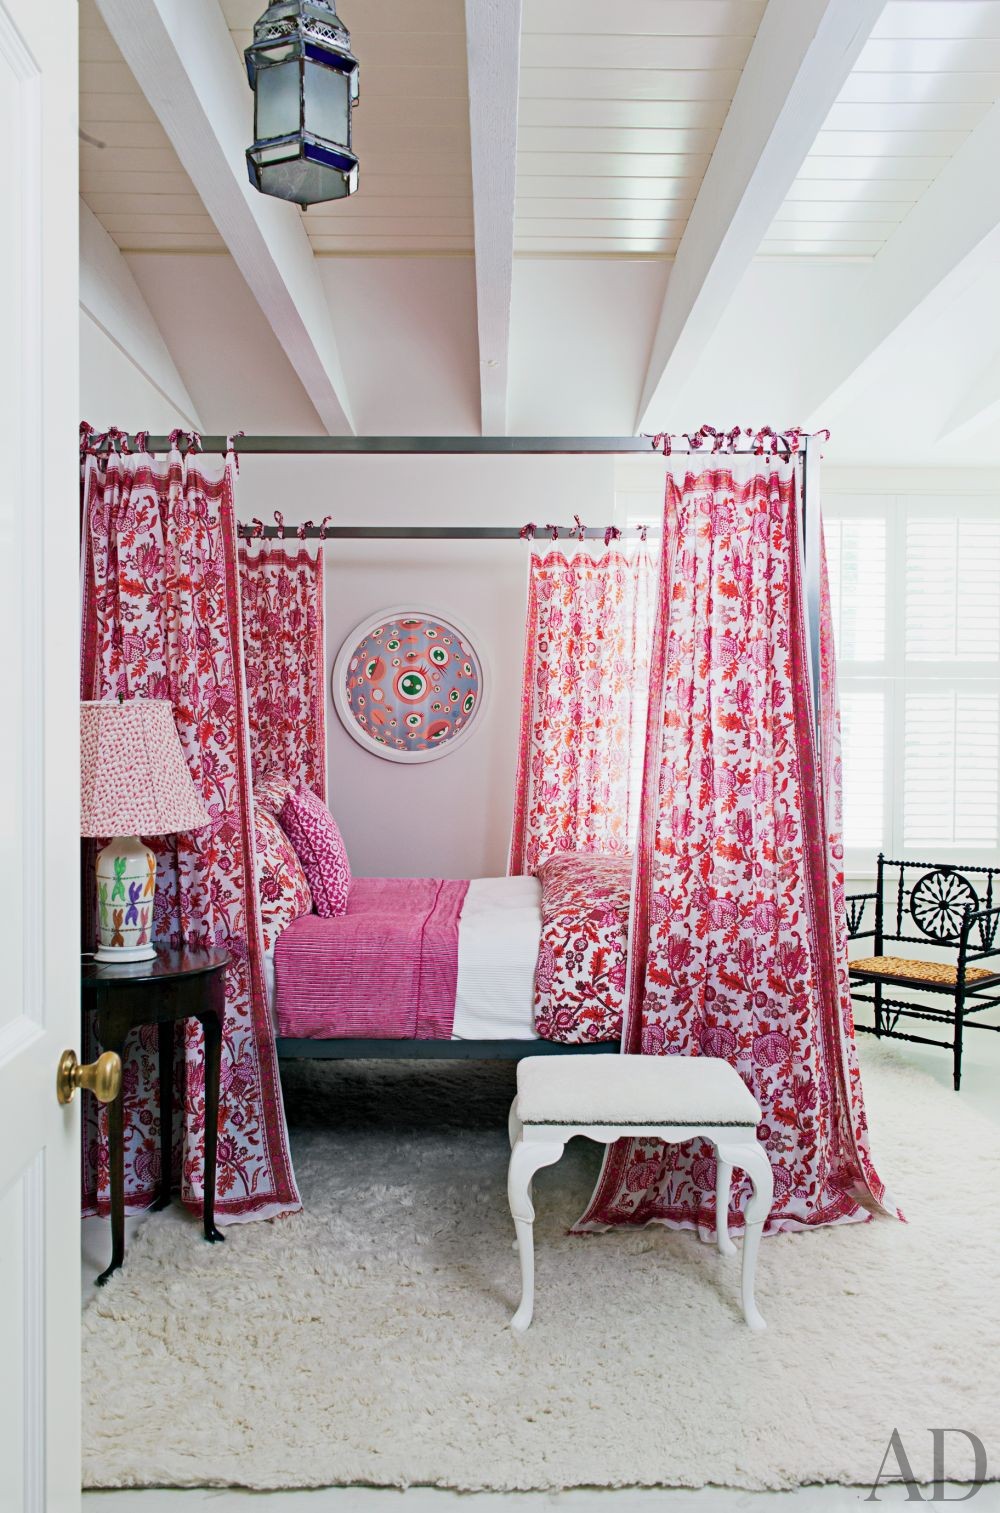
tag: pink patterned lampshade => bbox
[80,699,210,837]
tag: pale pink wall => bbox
[235,455,619,878]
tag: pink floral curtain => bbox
[80,435,299,1222]
[238,546,327,800]
[509,548,655,876]
[578,463,899,1236]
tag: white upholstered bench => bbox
[507,1053,774,1333]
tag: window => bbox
[825,492,1000,873]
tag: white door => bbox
[0,1,83,1510]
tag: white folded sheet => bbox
[452,875,542,1041]
[263,944,278,1029]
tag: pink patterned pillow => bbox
[254,804,313,952]
[279,785,351,918]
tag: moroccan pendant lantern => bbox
[245,0,359,206]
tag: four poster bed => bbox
[218,429,825,1071]
[81,423,898,1240]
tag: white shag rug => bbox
[83,1043,1000,1494]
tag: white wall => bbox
[80,311,192,435]
[125,252,481,437]
[509,259,669,436]
[117,253,671,440]
[79,200,202,434]
[127,252,325,436]
[235,454,621,879]
[77,240,1000,461]
[676,259,1000,468]
[318,258,481,436]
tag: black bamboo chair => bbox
[845,855,1000,1090]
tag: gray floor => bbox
[82,1028,1000,1509]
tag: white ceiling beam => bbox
[80,198,203,430]
[805,99,1000,429]
[465,0,523,436]
[636,0,886,433]
[96,0,355,435]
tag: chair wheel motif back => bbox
[909,868,980,945]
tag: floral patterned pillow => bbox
[279,785,352,918]
[254,774,298,816]
[254,804,313,952]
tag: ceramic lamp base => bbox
[94,942,158,964]
[95,835,157,962]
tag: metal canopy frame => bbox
[128,434,804,456]
[246,524,647,541]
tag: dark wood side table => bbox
[81,945,230,1285]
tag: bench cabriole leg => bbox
[509,1100,525,1250]
[714,1145,736,1257]
[508,1098,523,1151]
[507,1135,565,1332]
[736,1141,774,1332]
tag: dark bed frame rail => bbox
[276,1037,620,1060]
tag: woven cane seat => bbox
[849,955,999,988]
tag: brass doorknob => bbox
[56,1049,122,1106]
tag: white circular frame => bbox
[331,606,490,764]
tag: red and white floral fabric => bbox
[534,853,630,1044]
[80,436,299,1222]
[509,548,656,877]
[238,546,327,800]
[254,774,298,817]
[255,805,313,953]
[578,462,899,1238]
[279,785,352,918]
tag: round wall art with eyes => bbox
[332,608,488,763]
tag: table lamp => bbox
[80,699,210,962]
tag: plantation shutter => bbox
[826,494,1000,867]
[904,511,1000,664]
[901,504,1000,853]
[902,687,1000,850]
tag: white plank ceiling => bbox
[514,0,766,255]
[762,0,1000,256]
[81,0,772,259]
[80,0,1000,261]
[80,0,225,251]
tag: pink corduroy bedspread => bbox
[273,876,470,1039]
